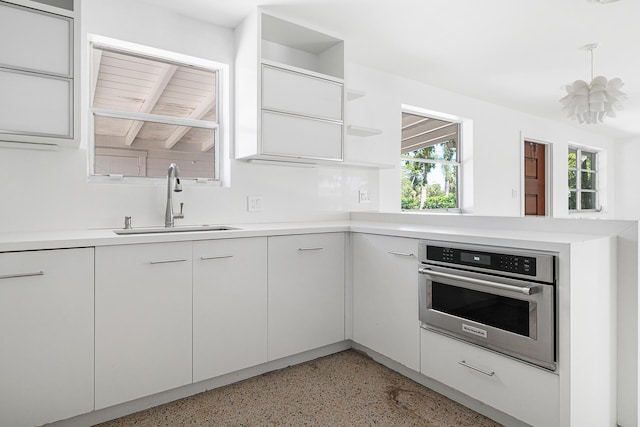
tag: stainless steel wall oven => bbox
[418,240,557,371]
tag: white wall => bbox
[0,0,378,233]
[345,63,617,218]
[0,0,626,234]
[614,137,640,220]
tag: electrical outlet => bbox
[247,195,264,212]
[359,190,371,203]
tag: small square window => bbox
[400,112,460,211]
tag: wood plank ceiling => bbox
[401,112,457,154]
[92,49,217,153]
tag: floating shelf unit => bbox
[347,125,382,137]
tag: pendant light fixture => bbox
[559,43,627,124]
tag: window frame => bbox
[568,145,599,212]
[400,111,462,213]
[87,34,227,185]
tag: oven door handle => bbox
[418,267,538,296]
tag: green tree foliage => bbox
[401,141,457,210]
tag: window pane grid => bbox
[90,43,221,180]
[568,147,598,212]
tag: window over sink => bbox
[88,36,228,182]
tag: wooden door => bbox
[524,141,546,216]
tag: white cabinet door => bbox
[0,69,71,137]
[352,233,420,371]
[268,233,345,360]
[262,65,343,121]
[261,111,343,160]
[421,329,559,427]
[0,2,72,76]
[0,1,76,144]
[193,238,268,382]
[0,248,94,427]
[95,242,192,410]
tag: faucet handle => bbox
[174,203,184,219]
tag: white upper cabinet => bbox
[0,0,79,147]
[261,110,343,160]
[0,3,71,75]
[262,65,343,121]
[235,9,345,163]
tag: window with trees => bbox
[568,146,598,211]
[401,112,460,210]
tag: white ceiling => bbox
[140,0,640,140]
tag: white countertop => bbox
[0,218,615,253]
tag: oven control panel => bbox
[497,254,534,275]
[427,246,537,276]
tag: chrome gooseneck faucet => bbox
[165,163,184,228]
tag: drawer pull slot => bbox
[0,271,44,280]
[201,255,233,261]
[388,251,415,257]
[150,259,187,265]
[458,360,495,377]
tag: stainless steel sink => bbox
[114,225,238,235]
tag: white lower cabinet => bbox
[268,233,345,360]
[193,238,268,382]
[421,329,559,427]
[352,233,420,371]
[95,242,193,410]
[0,248,94,427]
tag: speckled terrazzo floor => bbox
[94,350,503,427]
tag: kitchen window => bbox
[568,146,598,211]
[89,36,226,181]
[401,112,460,211]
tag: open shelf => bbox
[261,12,344,79]
[347,125,382,137]
[346,89,366,101]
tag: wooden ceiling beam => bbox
[401,123,458,153]
[402,122,456,142]
[125,63,178,146]
[91,48,103,107]
[164,93,216,150]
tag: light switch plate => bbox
[359,190,371,203]
[247,195,264,212]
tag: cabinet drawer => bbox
[0,69,72,137]
[261,110,342,160]
[262,65,343,121]
[421,329,558,427]
[0,2,71,76]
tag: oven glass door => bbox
[431,281,532,338]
